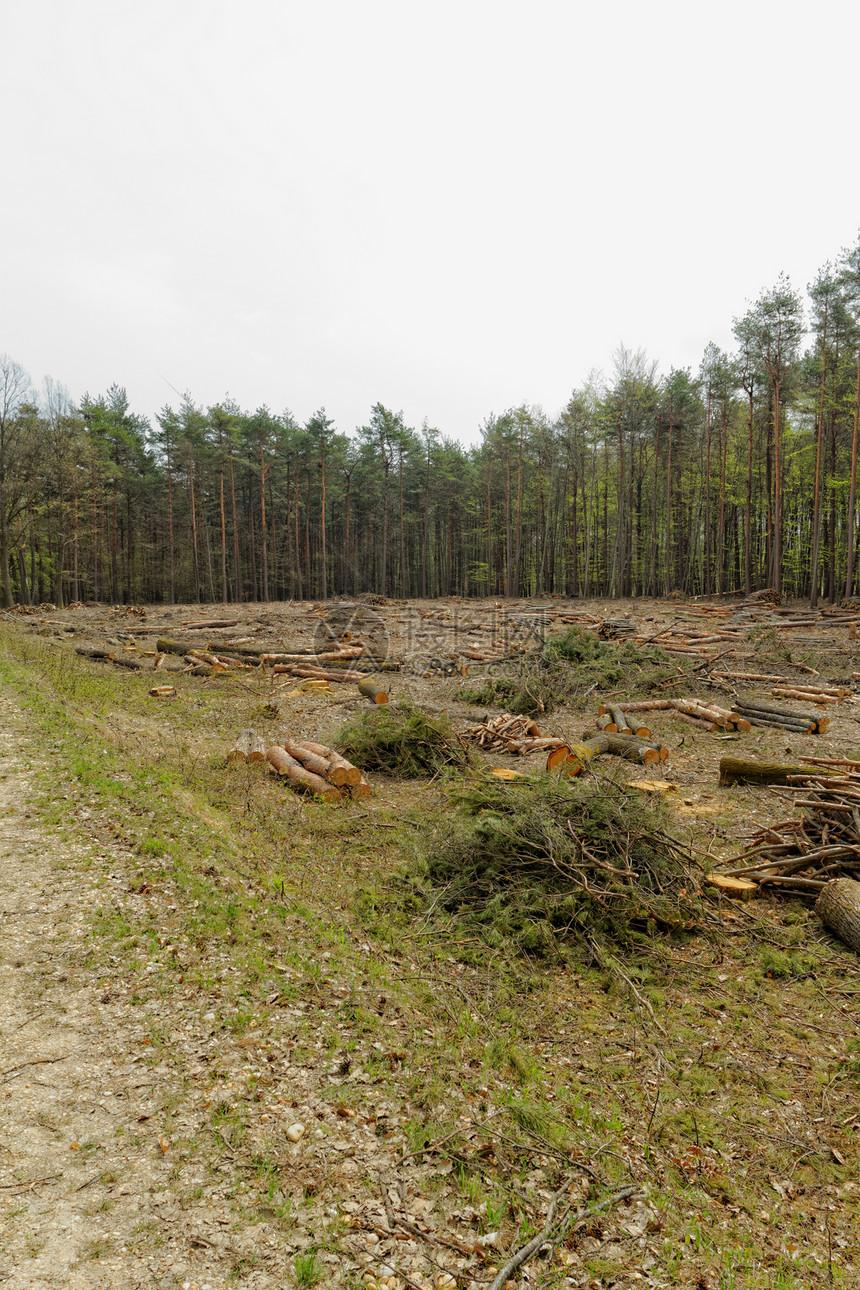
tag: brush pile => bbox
[714,759,860,898]
[411,777,702,953]
[337,702,473,777]
[461,713,567,755]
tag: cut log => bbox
[157,637,197,655]
[673,698,731,726]
[358,678,389,704]
[278,737,333,780]
[546,744,572,771]
[293,741,363,787]
[148,685,176,697]
[580,730,660,765]
[772,687,840,705]
[672,710,716,730]
[706,873,758,900]
[274,664,367,682]
[265,746,342,802]
[815,878,860,954]
[75,646,113,660]
[261,647,363,664]
[608,705,632,734]
[560,733,610,776]
[183,618,240,630]
[608,699,675,713]
[348,777,372,800]
[718,757,817,787]
[228,728,268,762]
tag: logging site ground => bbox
[1,594,860,1290]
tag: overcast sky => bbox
[4,0,859,443]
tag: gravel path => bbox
[0,691,263,1289]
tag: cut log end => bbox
[358,678,389,704]
[706,873,758,901]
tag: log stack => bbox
[269,735,372,801]
[597,618,637,640]
[230,730,370,803]
[598,697,750,733]
[732,698,829,735]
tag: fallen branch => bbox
[488,1184,642,1290]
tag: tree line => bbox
[2,235,860,608]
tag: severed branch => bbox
[488,1183,642,1290]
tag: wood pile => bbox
[597,618,637,640]
[461,713,567,755]
[598,698,750,733]
[231,731,370,802]
[731,698,830,735]
[711,761,860,913]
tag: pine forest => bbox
[4,238,860,609]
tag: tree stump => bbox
[815,878,860,954]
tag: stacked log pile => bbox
[600,692,837,736]
[597,618,637,640]
[598,698,750,733]
[230,731,370,802]
[731,698,830,735]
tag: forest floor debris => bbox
[1,595,859,1288]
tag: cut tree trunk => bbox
[706,873,758,900]
[182,618,240,630]
[815,878,860,954]
[229,728,268,762]
[719,757,818,786]
[599,699,674,714]
[545,734,610,775]
[772,687,840,704]
[580,730,660,765]
[608,705,632,733]
[358,678,389,704]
